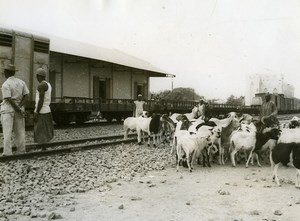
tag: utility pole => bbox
[166,74,176,91]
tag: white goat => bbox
[271,128,300,187]
[230,125,257,167]
[123,111,148,140]
[194,126,221,166]
[176,133,212,172]
[278,128,300,143]
[209,113,241,165]
[171,115,192,154]
[209,112,239,127]
[170,106,200,123]
[124,116,142,140]
[135,114,161,147]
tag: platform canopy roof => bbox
[1,27,169,77]
[49,34,169,77]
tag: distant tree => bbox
[226,95,245,106]
[151,87,202,101]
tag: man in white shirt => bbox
[1,64,29,156]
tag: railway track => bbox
[0,134,137,162]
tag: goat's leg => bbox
[272,163,281,186]
[147,133,151,147]
[176,157,180,172]
[269,151,274,169]
[255,153,261,167]
[171,137,177,154]
[160,131,164,144]
[218,146,223,165]
[207,153,211,167]
[190,151,196,170]
[221,147,226,165]
[296,169,300,188]
[203,149,211,167]
[246,148,254,168]
[186,153,192,172]
[176,146,181,172]
[153,134,157,148]
[231,150,237,167]
[124,127,129,140]
[143,131,147,143]
[218,140,222,165]
[250,153,255,165]
[137,130,142,145]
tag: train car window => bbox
[0,33,13,47]
[34,40,49,53]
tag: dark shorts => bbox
[34,112,54,144]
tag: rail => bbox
[0,134,137,161]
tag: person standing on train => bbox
[0,64,29,156]
[33,68,54,147]
[198,99,206,120]
[259,93,278,125]
[133,94,145,117]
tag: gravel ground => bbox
[0,142,173,220]
[0,117,159,221]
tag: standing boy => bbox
[133,94,145,117]
[33,68,54,145]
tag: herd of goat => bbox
[123,109,300,188]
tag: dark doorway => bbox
[99,80,106,100]
[93,77,110,102]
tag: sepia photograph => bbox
[0,0,300,220]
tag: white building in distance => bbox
[245,74,294,106]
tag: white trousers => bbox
[1,112,26,155]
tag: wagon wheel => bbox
[75,114,85,125]
[54,114,70,126]
[115,116,123,122]
[105,115,113,123]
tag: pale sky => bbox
[0,0,300,100]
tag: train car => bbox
[254,93,300,114]
[0,28,168,125]
[0,28,50,124]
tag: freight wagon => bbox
[254,93,300,114]
[0,28,168,125]
[49,96,260,124]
